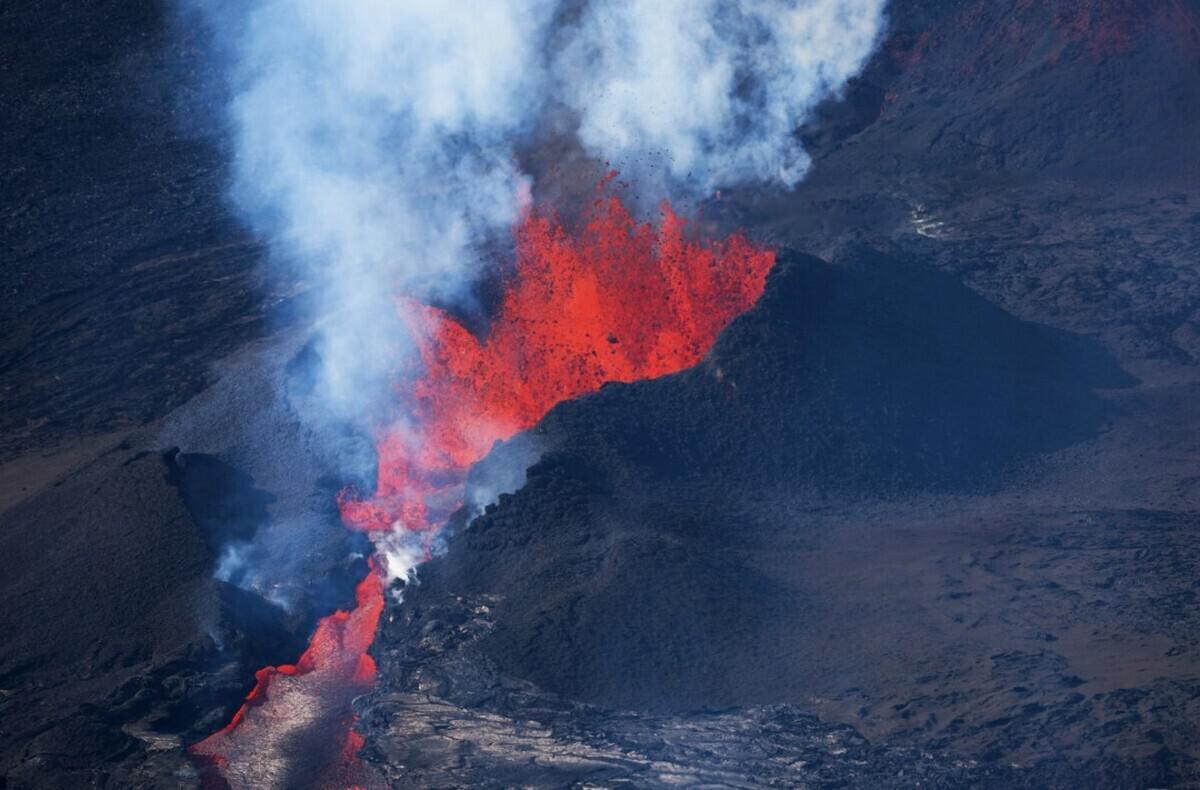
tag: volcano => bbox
[184,186,776,788]
[2,0,1200,788]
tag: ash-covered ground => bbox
[2,0,1200,788]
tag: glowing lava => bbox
[340,184,776,535]
[192,182,774,788]
[190,569,385,789]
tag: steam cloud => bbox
[185,0,886,417]
[200,1,555,418]
[559,0,889,191]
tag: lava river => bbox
[189,184,775,788]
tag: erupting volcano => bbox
[189,184,775,787]
[10,0,1200,784]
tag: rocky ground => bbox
[356,253,1199,787]
[2,0,1199,787]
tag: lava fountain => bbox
[190,182,775,788]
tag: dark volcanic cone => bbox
[393,248,1132,712]
[357,249,1197,787]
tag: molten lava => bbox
[192,182,774,788]
[190,569,385,789]
[340,186,776,535]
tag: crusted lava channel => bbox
[189,569,384,789]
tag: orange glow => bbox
[341,181,775,534]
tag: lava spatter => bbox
[341,183,776,535]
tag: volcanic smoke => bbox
[189,185,775,786]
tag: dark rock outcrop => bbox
[361,250,1195,786]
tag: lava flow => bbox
[190,568,385,789]
[191,182,774,789]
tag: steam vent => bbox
[3,1,1199,788]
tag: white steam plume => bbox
[208,0,558,417]
[186,0,886,424]
[558,0,888,191]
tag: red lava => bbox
[340,179,776,535]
